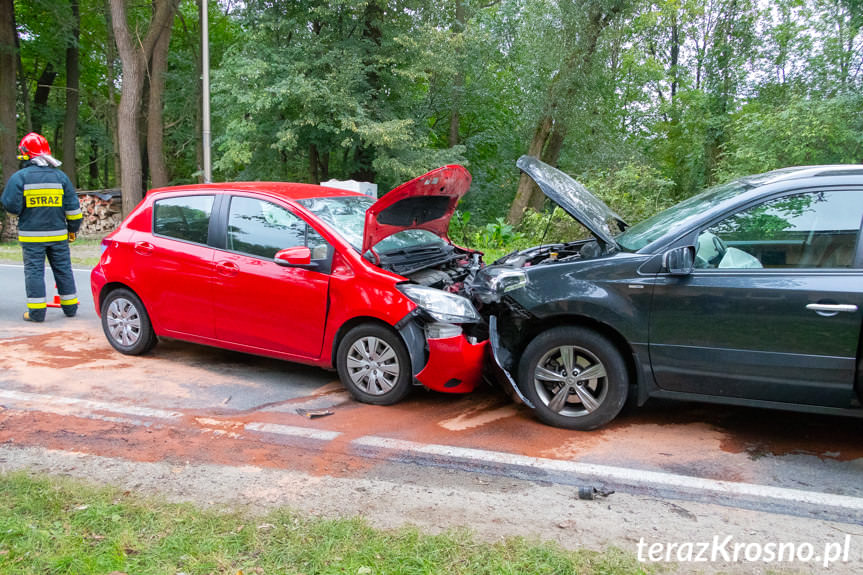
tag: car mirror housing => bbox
[274,246,314,268]
[663,246,695,276]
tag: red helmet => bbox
[18,132,52,159]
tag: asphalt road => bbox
[1,264,862,524]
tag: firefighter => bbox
[1,132,82,322]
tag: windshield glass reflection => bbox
[298,196,445,253]
[616,181,750,251]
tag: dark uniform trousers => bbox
[22,240,78,321]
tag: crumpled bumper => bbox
[416,335,488,394]
[485,315,534,407]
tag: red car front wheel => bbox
[337,323,412,405]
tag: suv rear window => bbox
[153,196,214,244]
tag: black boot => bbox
[23,310,45,322]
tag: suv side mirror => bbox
[274,246,316,269]
[663,246,695,276]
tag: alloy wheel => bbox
[106,297,142,347]
[533,345,608,417]
[345,335,401,395]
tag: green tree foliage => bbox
[212,0,466,191]
[1,0,860,225]
[718,94,863,179]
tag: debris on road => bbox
[578,486,615,500]
[296,408,334,419]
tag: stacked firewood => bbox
[0,213,14,241]
[77,190,122,236]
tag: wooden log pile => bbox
[0,212,15,241]
[78,189,122,236]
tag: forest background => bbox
[0,0,860,244]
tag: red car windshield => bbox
[299,196,446,254]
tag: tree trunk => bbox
[113,12,145,216]
[0,0,17,186]
[507,115,552,223]
[309,143,320,184]
[62,0,80,186]
[104,0,121,188]
[12,6,31,134]
[320,150,329,182]
[110,0,179,214]
[147,13,173,189]
[507,1,624,224]
[526,124,567,211]
[32,63,57,135]
[89,139,99,188]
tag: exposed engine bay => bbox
[374,238,609,294]
[371,243,482,292]
[491,238,605,268]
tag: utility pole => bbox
[202,0,212,183]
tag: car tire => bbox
[100,288,157,355]
[517,326,628,430]
[336,323,413,405]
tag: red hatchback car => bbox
[91,166,488,404]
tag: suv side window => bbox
[153,195,214,244]
[695,190,862,269]
[227,196,322,260]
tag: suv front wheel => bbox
[517,326,628,430]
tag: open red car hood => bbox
[362,165,472,253]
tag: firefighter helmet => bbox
[18,132,52,159]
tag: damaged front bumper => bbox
[398,315,488,394]
[486,315,534,407]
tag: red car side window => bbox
[153,195,214,245]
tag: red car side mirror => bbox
[274,246,312,267]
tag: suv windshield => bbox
[298,196,446,253]
[616,180,751,251]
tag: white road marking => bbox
[244,422,341,442]
[1,405,158,428]
[0,389,182,420]
[352,436,863,513]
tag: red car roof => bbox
[147,182,365,201]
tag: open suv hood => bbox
[517,155,626,248]
[362,165,471,253]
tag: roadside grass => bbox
[0,235,104,268]
[0,472,649,575]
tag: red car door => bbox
[140,195,216,338]
[211,195,329,358]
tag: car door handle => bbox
[806,303,858,313]
[215,261,239,278]
[134,241,154,256]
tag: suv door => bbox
[649,188,863,407]
[211,195,330,358]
